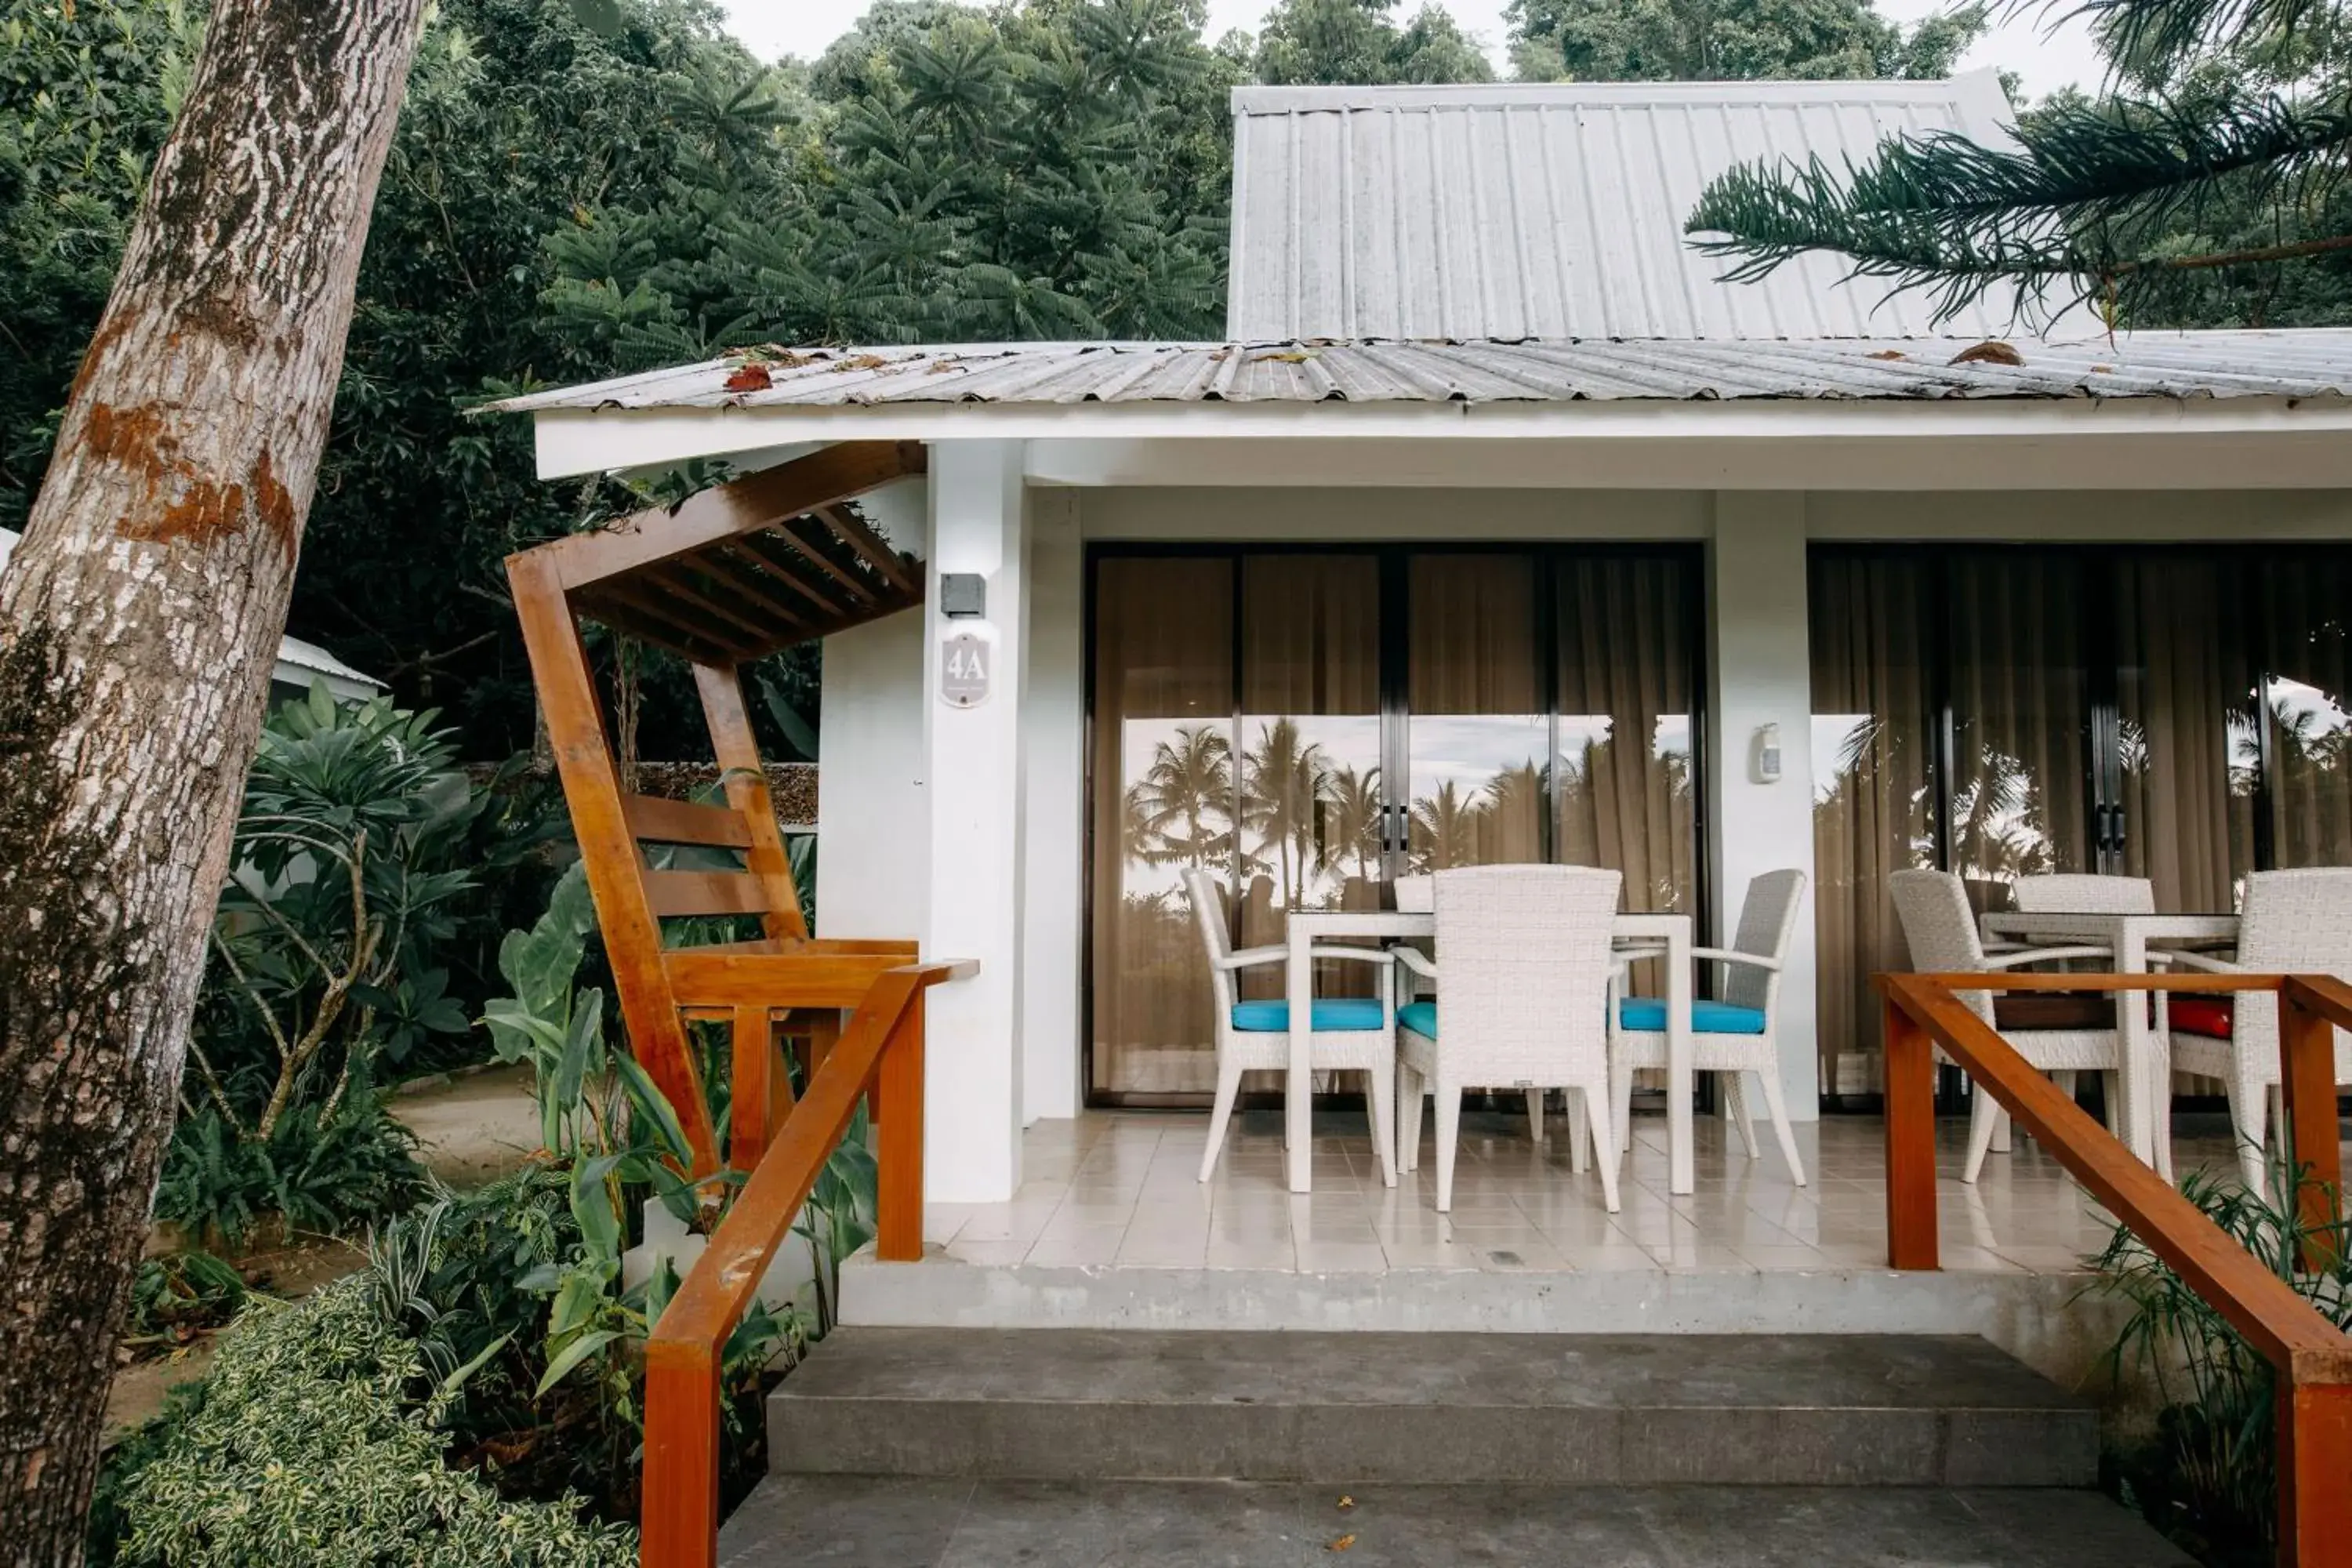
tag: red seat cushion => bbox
[2169,997,2234,1039]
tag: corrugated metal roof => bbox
[1226,74,2024,342]
[483,332,2352,413]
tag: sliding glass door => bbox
[1810,543,2348,1099]
[1088,545,1704,1103]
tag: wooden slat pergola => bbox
[503,440,940,1176]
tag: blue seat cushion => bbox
[1231,997,1385,1033]
[1399,1000,1437,1038]
[1618,997,1768,1035]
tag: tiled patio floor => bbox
[923,1105,2343,1278]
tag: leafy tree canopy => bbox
[1252,0,1499,84]
[1507,0,1984,82]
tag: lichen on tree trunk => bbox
[0,1,427,1559]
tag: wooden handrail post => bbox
[731,1004,780,1172]
[875,990,927,1262]
[2279,977,2346,1274]
[641,1341,721,1568]
[1882,987,1940,1271]
[2278,1378,2352,1568]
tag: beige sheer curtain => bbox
[1406,555,1545,867]
[1088,556,1234,1097]
[1944,554,2092,914]
[1809,554,1936,1097]
[2264,556,2352,869]
[1555,556,1695,914]
[2118,557,2254,912]
[1236,556,1383,1006]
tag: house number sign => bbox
[941,632,991,708]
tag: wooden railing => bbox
[1876,970,2352,1566]
[642,960,971,1568]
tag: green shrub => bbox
[116,1278,633,1568]
[154,1094,429,1249]
[2092,1163,2352,1565]
[124,1250,249,1349]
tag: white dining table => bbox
[1976,908,2239,1173]
[1283,908,1698,1195]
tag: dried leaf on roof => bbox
[1950,341,2024,367]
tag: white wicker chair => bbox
[1392,866,1624,1213]
[1183,869,1399,1185]
[2161,869,2352,1196]
[1608,869,1809,1185]
[1886,869,2127,1184]
[2013,873,2154,919]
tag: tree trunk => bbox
[0,2,426,1559]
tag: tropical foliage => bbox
[1685,0,2352,325]
[107,1278,636,1567]
[1508,0,1983,83]
[2092,1162,2352,1565]
[157,685,558,1245]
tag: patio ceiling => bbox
[519,441,926,662]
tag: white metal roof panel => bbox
[1226,74,2021,342]
[482,332,2352,414]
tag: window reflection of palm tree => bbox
[1410,780,1483,871]
[1242,718,1332,908]
[1123,723,1233,869]
[1323,764,1383,889]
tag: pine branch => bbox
[1686,85,2352,321]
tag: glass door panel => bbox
[2116,556,2257,911]
[1555,556,1697,913]
[1944,554,2096,914]
[1237,555,1383,1003]
[2263,556,2352,868]
[1809,554,1940,1097]
[1405,554,1546,869]
[1088,556,1235,1097]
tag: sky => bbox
[720,0,2110,100]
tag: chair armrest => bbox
[1210,945,1288,973]
[1308,944,1395,965]
[1978,946,2116,971]
[1691,946,1779,972]
[1613,943,1670,961]
[1391,947,1439,982]
[2160,950,2244,975]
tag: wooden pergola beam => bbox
[541,440,926,592]
[818,503,921,597]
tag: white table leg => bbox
[1668,923,1694,1196]
[1286,923,1314,1194]
[2118,927,2151,1168]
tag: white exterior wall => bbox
[920,441,1030,1202]
[1020,492,1086,1123]
[1707,495,1818,1119]
[815,611,929,940]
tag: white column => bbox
[920,441,1028,1200]
[1019,490,1084,1123]
[1707,493,1820,1120]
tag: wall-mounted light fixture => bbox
[1753,723,1784,785]
[940,572,987,619]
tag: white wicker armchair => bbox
[1183,869,1400,1185]
[1393,866,1625,1213]
[1609,869,1809,1185]
[1886,869,2128,1184]
[2159,869,2352,1196]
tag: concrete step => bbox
[767,1329,2098,1489]
[717,1478,2191,1568]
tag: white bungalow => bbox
[489,74,2352,1218]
